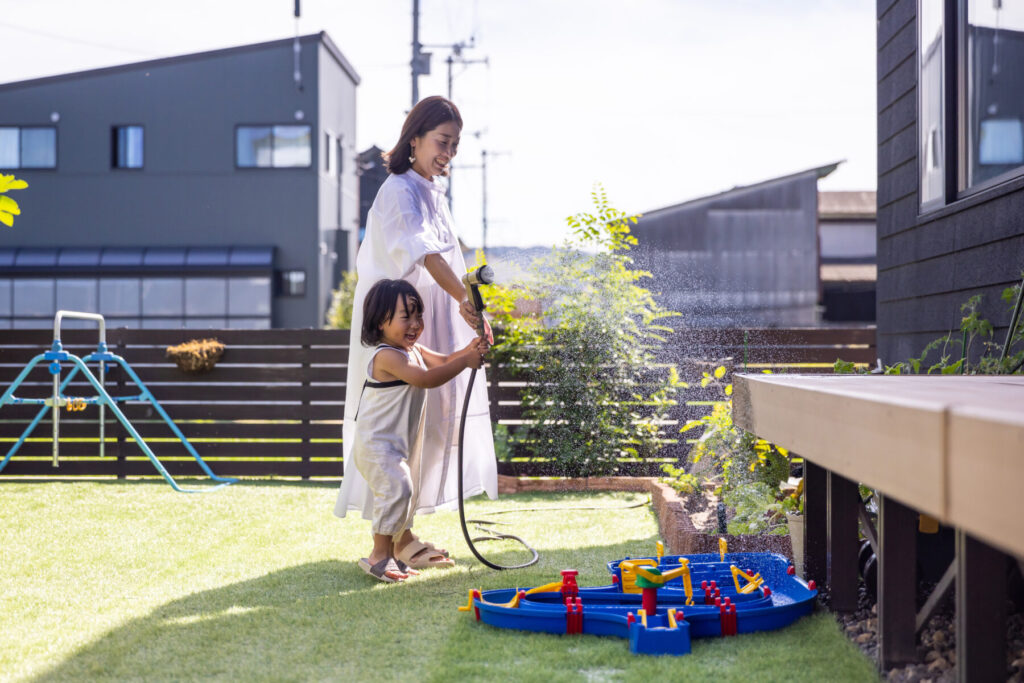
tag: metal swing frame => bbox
[0,311,236,492]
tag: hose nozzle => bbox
[461,265,494,336]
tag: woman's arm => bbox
[374,341,483,389]
[423,253,483,330]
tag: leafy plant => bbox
[324,270,358,329]
[680,366,791,495]
[0,174,28,227]
[659,462,698,495]
[723,482,793,535]
[485,185,683,477]
[834,281,1024,376]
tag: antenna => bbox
[293,0,303,91]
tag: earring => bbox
[408,149,416,164]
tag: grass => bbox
[0,480,878,682]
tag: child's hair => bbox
[361,279,424,347]
[383,96,463,175]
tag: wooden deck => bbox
[733,374,1024,682]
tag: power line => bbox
[0,20,155,58]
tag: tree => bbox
[0,174,28,227]
[485,185,682,476]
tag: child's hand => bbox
[460,337,485,369]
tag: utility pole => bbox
[408,2,488,214]
[410,0,431,108]
[440,42,487,213]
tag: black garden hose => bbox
[456,365,540,570]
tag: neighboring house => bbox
[356,145,387,245]
[819,191,877,322]
[0,32,360,329]
[632,162,876,327]
[877,0,1024,362]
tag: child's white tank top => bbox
[351,344,428,461]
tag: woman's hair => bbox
[383,96,463,175]
[361,279,424,347]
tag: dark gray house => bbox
[878,0,1024,363]
[0,32,360,329]
[632,162,876,327]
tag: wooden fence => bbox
[0,326,874,480]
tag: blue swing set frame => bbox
[0,311,236,492]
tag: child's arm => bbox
[374,339,484,389]
[417,336,490,369]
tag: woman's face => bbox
[410,121,460,179]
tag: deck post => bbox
[803,459,828,583]
[878,494,917,667]
[827,471,859,611]
[955,530,1007,683]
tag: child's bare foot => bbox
[363,552,407,582]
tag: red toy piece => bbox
[560,569,580,599]
[787,565,795,575]
[808,580,817,591]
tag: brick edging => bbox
[498,475,793,558]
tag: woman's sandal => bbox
[396,539,455,569]
[358,557,407,583]
[410,534,450,558]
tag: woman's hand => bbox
[459,300,494,344]
[459,299,480,329]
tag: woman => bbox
[335,96,497,567]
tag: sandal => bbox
[396,539,455,569]
[410,534,450,558]
[393,558,421,576]
[358,557,407,583]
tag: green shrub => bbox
[324,271,358,329]
[486,186,682,477]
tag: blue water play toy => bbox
[0,311,236,492]
[458,540,817,656]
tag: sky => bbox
[0,0,877,248]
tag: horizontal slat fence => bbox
[0,326,874,480]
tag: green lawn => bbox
[0,481,878,682]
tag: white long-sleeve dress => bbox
[334,170,498,520]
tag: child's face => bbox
[379,295,423,349]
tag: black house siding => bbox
[876,0,1024,365]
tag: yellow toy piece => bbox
[656,541,664,561]
[618,558,658,594]
[64,397,87,412]
[667,607,679,629]
[719,537,728,562]
[621,558,694,606]
[457,588,479,612]
[730,565,764,594]
[524,581,563,596]
[637,608,648,628]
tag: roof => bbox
[642,161,843,218]
[0,31,360,92]
[0,246,274,272]
[818,191,876,220]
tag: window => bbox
[0,126,56,169]
[920,1,1024,208]
[236,125,312,168]
[920,2,945,206]
[325,132,333,173]
[962,1,1024,190]
[112,125,144,169]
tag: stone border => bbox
[498,475,793,558]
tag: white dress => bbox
[335,170,498,520]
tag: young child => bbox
[350,278,486,583]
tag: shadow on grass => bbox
[29,534,660,681]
